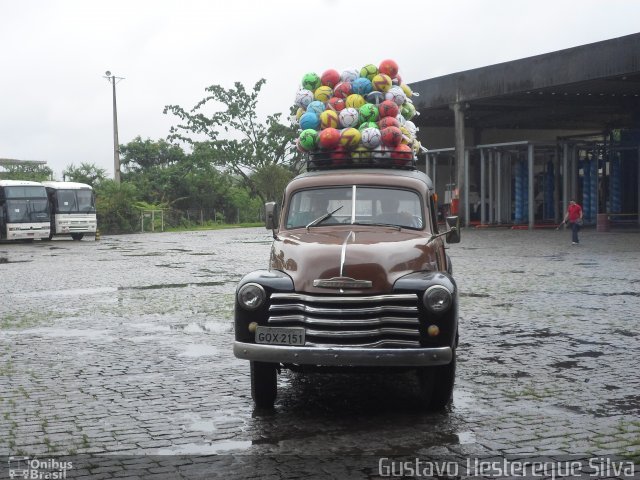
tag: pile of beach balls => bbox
[293,59,422,163]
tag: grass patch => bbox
[165,222,262,232]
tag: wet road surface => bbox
[1,228,639,478]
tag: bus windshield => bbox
[55,189,96,213]
[6,199,49,223]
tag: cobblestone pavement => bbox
[0,227,639,479]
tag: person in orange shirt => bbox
[562,200,584,245]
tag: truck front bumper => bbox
[233,342,452,367]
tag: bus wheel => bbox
[71,233,84,241]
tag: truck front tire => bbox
[417,351,456,410]
[250,361,277,408]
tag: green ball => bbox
[358,121,379,132]
[299,128,319,151]
[360,64,378,81]
[401,102,416,120]
[359,103,379,123]
[302,72,321,92]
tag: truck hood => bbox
[270,227,439,294]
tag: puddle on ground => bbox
[0,258,32,264]
[9,327,113,340]
[118,281,226,291]
[456,431,476,444]
[156,440,251,455]
[452,389,477,411]
[178,344,219,357]
[18,287,117,298]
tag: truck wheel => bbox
[418,351,456,411]
[71,233,84,241]
[250,361,277,408]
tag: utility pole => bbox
[104,71,124,183]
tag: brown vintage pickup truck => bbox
[233,154,460,409]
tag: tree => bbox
[62,162,107,187]
[94,180,139,234]
[120,136,186,172]
[0,164,52,181]
[163,79,301,203]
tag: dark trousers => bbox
[570,222,580,243]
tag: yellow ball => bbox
[314,85,333,103]
[295,107,305,121]
[345,94,366,110]
[319,109,339,129]
[339,128,361,149]
[400,126,412,144]
[372,73,392,92]
[400,83,413,98]
[351,145,369,162]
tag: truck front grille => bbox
[268,293,420,348]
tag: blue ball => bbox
[307,100,326,116]
[352,77,373,96]
[299,111,320,130]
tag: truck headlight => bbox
[237,283,266,311]
[423,285,452,313]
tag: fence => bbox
[97,206,264,235]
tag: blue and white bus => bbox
[0,180,51,241]
[42,181,97,240]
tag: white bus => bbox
[42,181,97,240]
[0,180,51,241]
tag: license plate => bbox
[255,326,305,346]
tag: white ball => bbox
[385,86,407,106]
[340,69,359,83]
[404,120,418,137]
[339,107,360,128]
[294,89,314,109]
[361,127,382,149]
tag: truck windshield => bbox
[6,199,49,223]
[286,186,424,230]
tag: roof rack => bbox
[306,149,417,171]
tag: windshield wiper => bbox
[351,221,401,231]
[306,205,343,229]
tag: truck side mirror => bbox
[445,216,460,243]
[265,202,278,230]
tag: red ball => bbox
[392,144,413,164]
[333,82,352,99]
[379,100,399,119]
[321,69,341,89]
[379,59,399,79]
[327,97,346,112]
[331,146,349,165]
[378,116,400,130]
[381,126,403,147]
[319,128,341,150]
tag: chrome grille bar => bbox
[267,292,421,348]
[268,315,419,327]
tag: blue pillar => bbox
[515,159,523,224]
[522,159,529,223]
[611,153,622,213]
[582,159,591,220]
[544,160,555,220]
[590,157,597,222]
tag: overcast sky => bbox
[2,0,639,179]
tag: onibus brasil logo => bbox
[8,456,73,479]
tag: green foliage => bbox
[164,79,302,202]
[120,136,186,172]
[94,180,139,234]
[62,162,107,187]
[0,164,52,181]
